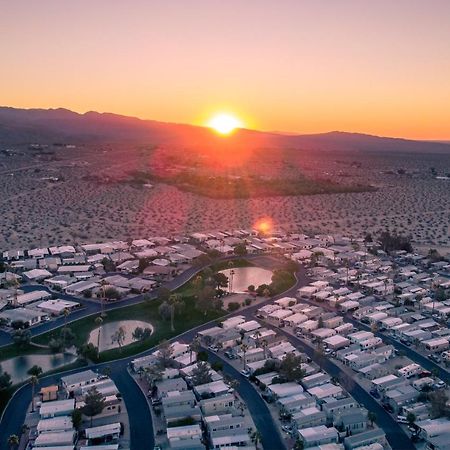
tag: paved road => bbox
[207,350,287,450]
[0,359,154,450]
[299,294,450,385]
[0,260,308,449]
[0,253,283,346]
[264,324,413,450]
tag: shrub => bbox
[228,302,240,312]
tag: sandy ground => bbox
[0,145,449,253]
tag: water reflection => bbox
[1,353,77,384]
[220,267,273,293]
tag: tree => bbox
[157,340,174,368]
[104,287,121,300]
[429,390,449,418]
[0,366,12,391]
[101,257,116,272]
[191,361,212,386]
[318,316,324,328]
[159,301,172,321]
[71,408,83,430]
[27,365,43,377]
[407,412,416,426]
[138,257,149,273]
[213,272,229,290]
[241,344,249,370]
[168,293,184,331]
[248,284,255,293]
[111,326,126,352]
[82,387,106,427]
[368,411,377,427]
[279,352,305,382]
[189,337,201,364]
[62,308,70,350]
[60,325,75,351]
[234,243,248,256]
[29,375,39,413]
[158,286,172,302]
[196,285,216,315]
[7,435,19,450]
[249,429,262,449]
[77,343,99,362]
[261,339,268,359]
[12,329,31,348]
[132,326,152,341]
[145,364,163,387]
[95,316,103,349]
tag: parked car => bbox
[208,345,220,352]
[370,389,380,399]
[240,369,251,378]
[397,415,408,424]
[431,355,441,363]
[383,403,394,413]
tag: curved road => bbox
[207,350,287,450]
[262,323,413,450]
[0,259,308,449]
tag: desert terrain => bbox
[0,142,449,254]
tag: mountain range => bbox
[1,106,449,153]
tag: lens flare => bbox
[254,217,274,235]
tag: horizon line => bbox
[1,104,450,143]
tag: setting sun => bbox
[207,113,243,135]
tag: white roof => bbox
[85,422,121,439]
[16,290,51,305]
[37,299,79,313]
[23,268,52,279]
[40,399,75,417]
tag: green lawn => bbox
[32,295,224,363]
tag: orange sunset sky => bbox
[1,0,450,140]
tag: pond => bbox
[219,267,273,293]
[1,353,77,384]
[88,320,153,352]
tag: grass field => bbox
[32,295,224,363]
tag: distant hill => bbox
[1,106,449,153]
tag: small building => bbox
[344,428,386,450]
[298,425,339,448]
[324,335,350,350]
[37,299,80,315]
[40,385,59,402]
[39,399,75,418]
[85,422,121,443]
[16,290,51,306]
[61,370,99,394]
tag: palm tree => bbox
[7,435,19,450]
[30,375,39,412]
[249,429,262,449]
[192,275,203,298]
[100,279,108,317]
[368,411,376,427]
[189,337,201,364]
[95,316,103,350]
[240,344,248,370]
[62,308,69,351]
[261,339,268,359]
[253,330,262,348]
[168,293,183,332]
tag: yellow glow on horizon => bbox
[207,113,243,135]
